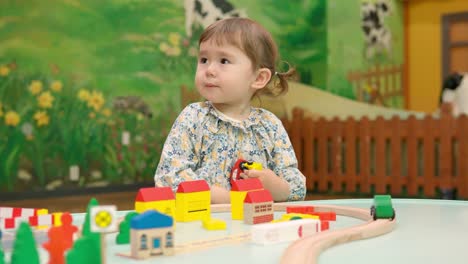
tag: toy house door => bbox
[442,11,468,79]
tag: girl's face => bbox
[195,40,259,109]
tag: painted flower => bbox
[37,91,54,108]
[169,32,181,46]
[159,42,170,53]
[34,111,50,127]
[0,65,10,76]
[29,80,43,95]
[50,80,63,92]
[5,111,20,127]
[102,108,112,117]
[89,112,96,119]
[87,91,105,111]
[166,46,181,57]
[78,89,91,101]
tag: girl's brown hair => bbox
[199,18,296,97]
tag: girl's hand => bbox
[240,168,290,202]
[240,168,277,182]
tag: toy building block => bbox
[286,206,314,214]
[52,212,63,227]
[371,195,395,220]
[202,218,227,231]
[43,227,66,264]
[243,189,274,225]
[135,186,175,216]
[321,221,330,231]
[116,212,139,244]
[10,222,40,264]
[251,219,321,245]
[0,207,44,218]
[230,178,263,220]
[175,180,210,222]
[310,211,336,221]
[1,213,55,230]
[36,208,49,229]
[281,213,319,221]
[130,210,174,259]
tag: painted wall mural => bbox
[0,0,403,194]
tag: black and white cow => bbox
[361,0,392,59]
[184,0,247,37]
[440,72,468,116]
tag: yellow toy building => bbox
[134,187,175,217]
[230,178,263,220]
[175,180,210,222]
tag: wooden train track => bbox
[212,203,396,264]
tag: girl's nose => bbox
[205,63,216,77]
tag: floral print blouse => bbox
[154,101,306,201]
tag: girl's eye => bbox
[220,58,230,64]
[199,58,207,63]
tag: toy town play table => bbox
[11,198,468,263]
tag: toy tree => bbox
[116,211,138,244]
[10,222,40,264]
[66,236,99,264]
[78,198,101,263]
[0,244,5,264]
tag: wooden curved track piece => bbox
[275,203,396,264]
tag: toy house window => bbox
[267,204,272,210]
[166,232,174,247]
[255,206,260,213]
[140,234,148,250]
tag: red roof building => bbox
[177,180,210,193]
[135,187,175,202]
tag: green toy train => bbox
[370,195,396,220]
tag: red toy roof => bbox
[244,189,273,203]
[135,187,174,202]
[231,178,263,191]
[177,180,210,193]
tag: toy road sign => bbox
[90,205,117,233]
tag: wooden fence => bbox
[347,64,406,108]
[283,104,468,199]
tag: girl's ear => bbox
[251,68,272,90]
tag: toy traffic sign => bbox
[90,205,117,233]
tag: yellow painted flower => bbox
[169,32,181,46]
[166,46,181,57]
[29,80,43,95]
[0,65,10,76]
[34,111,50,127]
[89,112,96,119]
[159,42,170,52]
[78,89,90,101]
[5,111,20,127]
[37,91,54,109]
[102,108,112,117]
[26,134,34,141]
[87,91,105,111]
[50,80,63,92]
